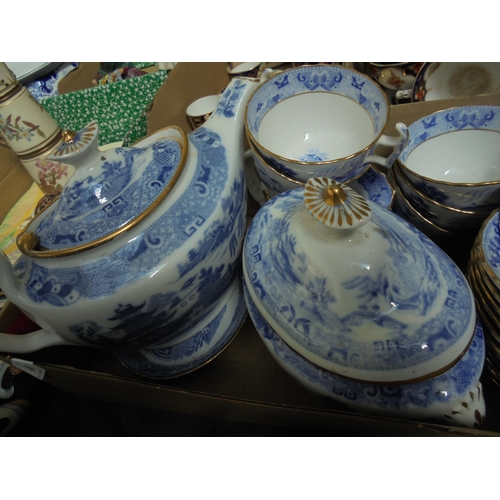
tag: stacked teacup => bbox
[466,207,500,389]
[244,64,408,197]
[389,106,500,245]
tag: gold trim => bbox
[245,64,389,168]
[248,135,370,186]
[304,177,371,229]
[397,114,500,188]
[51,124,97,157]
[0,81,22,103]
[393,162,491,216]
[473,207,500,288]
[388,165,457,236]
[17,125,189,258]
[16,128,63,160]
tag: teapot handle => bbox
[364,122,409,169]
[0,329,74,354]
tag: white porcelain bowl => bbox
[411,62,500,102]
[245,64,408,184]
[392,162,490,235]
[246,145,395,210]
[396,105,500,212]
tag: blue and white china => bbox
[25,63,79,102]
[392,162,490,234]
[242,178,485,426]
[244,281,485,427]
[396,105,500,212]
[466,210,500,390]
[114,275,247,378]
[245,148,394,210]
[245,64,408,184]
[410,62,500,102]
[477,208,500,288]
[388,166,462,243]
[0,76,262,376]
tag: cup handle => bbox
[0,329,74,354]
[364,122,409,169]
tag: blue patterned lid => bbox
[243,178,476,383]
[28,122,187,254]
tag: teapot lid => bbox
[17,122,188,257]
[243,177,476,384]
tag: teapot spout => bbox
[201,76,260,150]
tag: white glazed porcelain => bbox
[227,62,262,79]
[396,105,500,212]
[244,282,485,427]
[186,94,221,130]
[392,162,490,234]
[0,76,261,377]
[388,166,462,242]
[411,62,500,102]
[242,178,485,426]
[243,178,477,383]
[369,62,424,91]
[245,64,408,184]
[245,147,395,210]
[0,62,74,193]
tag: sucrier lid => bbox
[243,177,477,384]
[17,122,187,257]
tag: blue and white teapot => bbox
[0,75,261,377]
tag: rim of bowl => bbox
[472,245,500,298]
[245,64,390,167]
[411,62,500,103]
[389,167,459,236]
[248,135,370,186]
[393,162,493,215]
[397,105,500,187]
[474,207,500,285]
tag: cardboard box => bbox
[1,63,500,436]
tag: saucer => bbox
[114,275,247,378]
[244,151,394,210]
[244,280,485,426]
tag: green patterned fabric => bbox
[41,70,167,146]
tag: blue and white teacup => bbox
[396,105,500,212]
[245,64,408,184]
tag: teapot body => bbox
[1,76,260,352]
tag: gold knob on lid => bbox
[304,177,371,230]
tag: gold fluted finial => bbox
[61,130,77,143]
[304,177,371,230]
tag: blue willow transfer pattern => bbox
[481,209,500,275]
[36,139,182,249]
[114,277,247,377]
[244,189,473,373]
[399,106,500,163]
[245,283,485,412]
[246,66,387,142]
[14,125,247,347]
